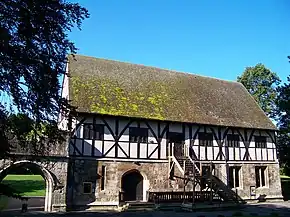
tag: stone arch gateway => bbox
[0,158,68,212]
[0,161,55,211]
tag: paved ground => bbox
[1,202,290,217]
[3,197,44,211]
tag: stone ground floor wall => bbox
[214,163,283,201]
[1,157,282,211]
[0,157,68,212]
[66,159,186,208]
[67,159,283,209]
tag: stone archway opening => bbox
[0,161,54,212]
[121,170,144,202]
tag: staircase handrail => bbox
[170,155,185,176]
[187,155,201,174]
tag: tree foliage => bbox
[0,0,89,197]
[276,76,290,174]
[0,0,89,152]
[237,63,280,117]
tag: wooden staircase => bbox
[171,154,245,205]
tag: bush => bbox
[0,195,8,211]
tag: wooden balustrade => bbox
[148,191,221,203]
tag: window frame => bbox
[83,182,93,194]
[255,166,267,188]
[100,165,106,191]
[83,124,104,140]
[198,132,213,147]
[129,127,148,143]
[226,134,240,148]
[228,166,241,189]
[254,136,267,148]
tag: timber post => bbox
[192,160,195,210]
[210,161,213,204]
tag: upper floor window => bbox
[255,136,267,148]
[226,134,240,148]
[129,127,148,143]
[198,132,213,146]
[83,124,104,140]
[168,132,184,143]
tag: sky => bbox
[69,0,290,83]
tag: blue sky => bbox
[69,0,290,83]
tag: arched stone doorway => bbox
[121,170,144,202]
[0,161,55,212]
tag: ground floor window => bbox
[255,166,267,187]
[100,165,106,191]
[229,166,241,188]
[83,182,92,194]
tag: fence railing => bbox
[148,191,221,204]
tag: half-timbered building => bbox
[59,54,283,209]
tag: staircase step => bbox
[123,202,156,211]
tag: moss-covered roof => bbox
[67,54,276,130]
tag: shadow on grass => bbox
[1,180,45,196]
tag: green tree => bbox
[276,76,290,174]
[0,0,89,197]
[237,63,280,117]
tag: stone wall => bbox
[214,163,283,201]
[68,160,187,207]
[68,160,283,207]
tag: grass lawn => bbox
[2,175,45,196]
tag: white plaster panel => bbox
[213,140,218,147]
[249,148,256,160]
[83,140,92,156]
[235,148,240,160]
[160,139,167,159]
[193,146,199,158]
[103,141,115,157]
[268,149,274,161]
[207,147,214,160]
[130,143,138,158]
[228,148,234,161]
[118,147,127,158]
[94,141,103,157]
[256,148,261,161]
[240,148,246,160]
[262,149,267,160]
[273,149,277,160]
[140,143,147,158]
[199,147,205,160]
[148,143,158,158]
[118,142,129,157]
[213,147,219,160]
